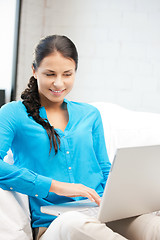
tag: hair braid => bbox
[21,76,60,154]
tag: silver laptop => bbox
[41,145,160,223]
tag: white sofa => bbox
[1,102,160,240]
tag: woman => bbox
[1,35,158,240]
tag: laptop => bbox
[41,145,160,223]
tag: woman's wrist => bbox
[49,179,58,193]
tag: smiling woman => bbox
[3,33,159,240]
[21,35,78,153]
[0,34,118,240]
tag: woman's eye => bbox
[46,73,55,77]
[64,73,72,77]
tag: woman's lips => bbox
[49,89,65,96]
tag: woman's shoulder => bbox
[0,101,26,128]
[0,101,24,115]
[0,101,24,112]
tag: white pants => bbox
[37,211,160,240]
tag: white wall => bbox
[0,0,16,102]
[16,0,160,113]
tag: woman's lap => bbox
[39,211,126,240]
[37,211,160,240]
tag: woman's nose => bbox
[53,76,63,88]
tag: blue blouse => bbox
[0,99,111,228]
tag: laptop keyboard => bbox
[78,206,99,217]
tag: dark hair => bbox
[21,35,78,154]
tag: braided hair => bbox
[21,35,78,154]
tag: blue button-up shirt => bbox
[0,99,111,228]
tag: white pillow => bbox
[1,150,33,240]
[0,188,33,240]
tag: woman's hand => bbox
[49,180,101,206]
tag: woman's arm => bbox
[92,108,111,185]
[0,102,52,198]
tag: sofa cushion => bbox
[0,188,33,240]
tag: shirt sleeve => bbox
[0,102,52,198]
[92,108,111,186]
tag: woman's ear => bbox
[32,65,37,79]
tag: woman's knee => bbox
[58,211,91,230]
[108,213,160,240]
[142,214,160,240]
[40,211,89,240]
[54,211,94,239]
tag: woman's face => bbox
[32,51,76,107]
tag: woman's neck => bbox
[41,99,65,111]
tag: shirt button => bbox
[10,187,13,190]
[35,194,38,197]
[68,167,72,170]
[66,151,69,154]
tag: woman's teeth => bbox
[50,89,63,93]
